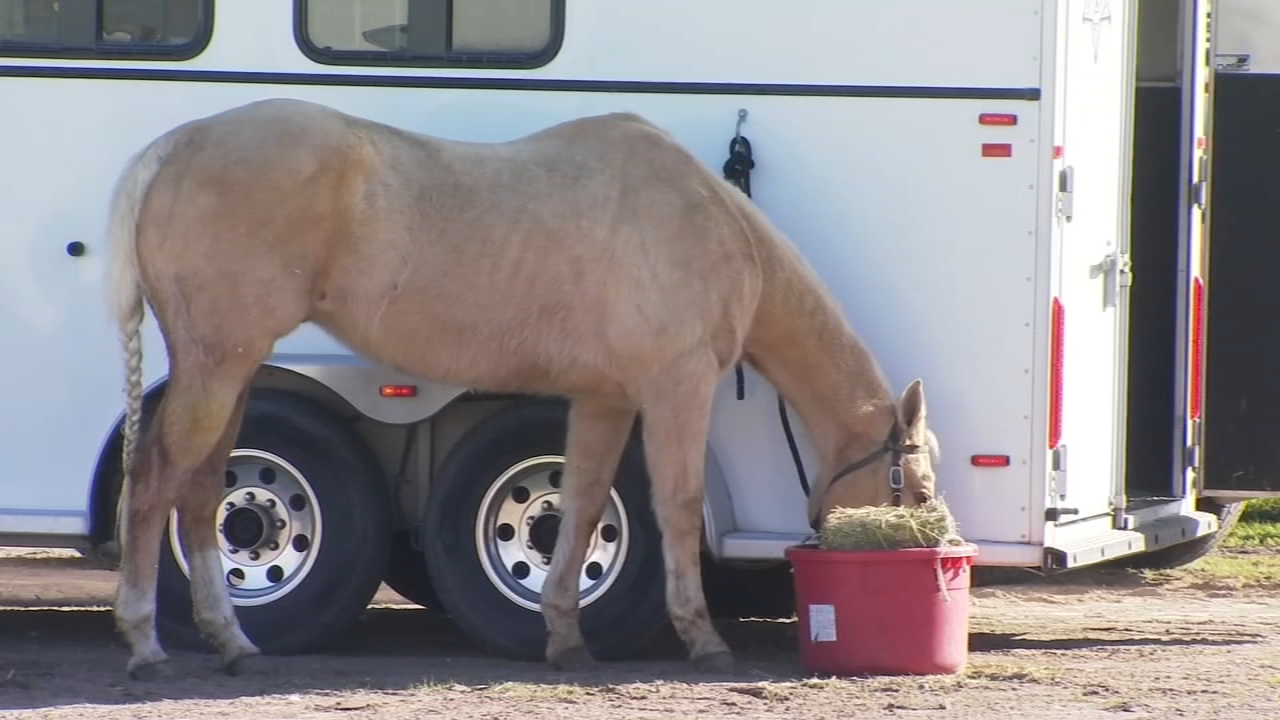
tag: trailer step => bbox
[1043,510,1220,571]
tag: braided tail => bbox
[106,133,181,515]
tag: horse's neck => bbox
[741,229,897,480]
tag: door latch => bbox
[1089,253,1131,309]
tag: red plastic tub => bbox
[785,542,978,676]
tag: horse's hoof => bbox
[547,645,597,672]
[692,651,736,674]
[127,660,173,682]
[221,652,271,678]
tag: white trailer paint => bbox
[1,0,1270,660]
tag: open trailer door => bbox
[1170,0,1216,495]
[1046,0,1138,525]
[1198,0,1280,499]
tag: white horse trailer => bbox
[2,0,1276,660]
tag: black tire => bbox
[1120,498,1245,570]
[382,529,442,610]
[152,389,393,655]
[422,399,670,662]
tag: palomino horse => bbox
[105,98,939,680]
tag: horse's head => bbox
[810,378,939,529]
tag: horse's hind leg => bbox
[542,398,637,671]
[639,366,733,672]
[174,388,263,675]
[115,357,265,680]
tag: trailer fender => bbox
[263,353,469,425]
[88,356,461,545]
[701,441,736,558]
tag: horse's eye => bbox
[915,491,933,504]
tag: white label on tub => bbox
[808,604,837,642]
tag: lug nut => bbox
[224,502,235,511]
[248,551,260,561]
[526,541,534,549]
[526,517,534,526]
[541,501,554,511]
[269,542,279,551]
[228,548,239,554]
[265,499,276,509]
[275,519,286,529]
[244,492,256,502]
[541,555,551,565]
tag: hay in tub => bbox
[818,498,966,551]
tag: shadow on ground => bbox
[969,629,1265,652]
[0,606,809,710]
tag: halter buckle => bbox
[889,465,905,490]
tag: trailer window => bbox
[297,0,562,68]
[0,0,210,59]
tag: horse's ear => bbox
[897,378,927,433]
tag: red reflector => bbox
[971,455,1011,467]
[981,143,1013,158]
[1053,145,1064,160]
[1189,276,1205,419]
[1196,136,1207,151]
[1048,297,1065,449]
[979,113,1018,126]
[379,384,418,397]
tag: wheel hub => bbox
[475,455,630,612]
[527,512,561,556]
[166,449,323,606]
[222,503,274,551]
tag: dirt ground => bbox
[0,547,1277,719]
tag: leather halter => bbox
[827,427,928,506]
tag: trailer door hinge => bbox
[1056,165,1075,221]
[1193,154,1209,211]
[1185,419,1204,472]
[1051,444,1068,500]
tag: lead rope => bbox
[722,109,813,503]
[935,558,951,603]
[723,109,754,404]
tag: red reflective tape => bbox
[971,455,1011,467]
[979,113,1018,126]
[982,143,1013,158]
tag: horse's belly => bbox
[319,309,633,399]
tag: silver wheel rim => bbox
[167,449,324,607]
[475,455,630,612]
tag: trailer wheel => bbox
[153,389,392,655]
[422,400,669,662]
[1121,499,1245,570]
